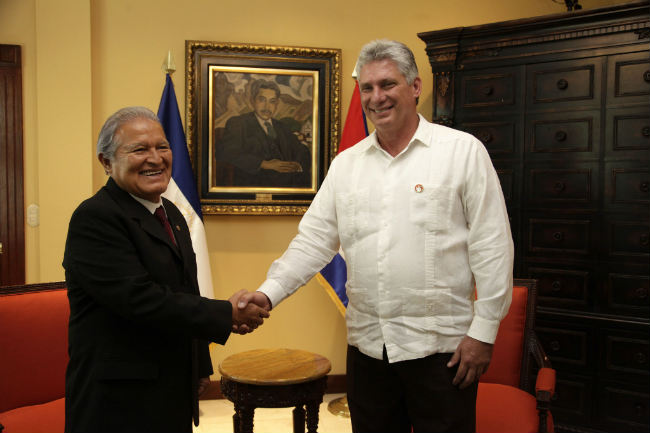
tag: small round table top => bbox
[219,348,331,386]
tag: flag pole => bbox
[162,50,176,75]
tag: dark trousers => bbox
[346,345,478,433]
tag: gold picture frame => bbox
[185,41,341,215]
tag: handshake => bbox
[228,289,272,335]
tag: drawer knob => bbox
[634,352,647,365]
[642,126,650,138]
[635,287,648,300]
[636,403,645,417]
[555,130,567,142]
[554,181,566,193]
[553,231,564,241]
[640,233,649,246]
[551,280,562,292]
[550,340,561,352]
[482,85,494,96]
[479,131,493,143]
[644,70,650,83]
[556,79,569,90]
[640,182,649,193]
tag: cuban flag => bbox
[158,74,214,299]
[315,80,368,315]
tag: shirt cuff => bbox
[257,279,288,310]
[467,314,501,344]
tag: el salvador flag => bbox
[316,80,368,315]
[158,74,214,299]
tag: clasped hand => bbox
[228,289,271,335]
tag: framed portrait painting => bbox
[185,41,341,215]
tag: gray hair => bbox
[356,39,419,85]
[96,106,162,159]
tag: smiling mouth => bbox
[141,169,163,176]
[371,106,392,114]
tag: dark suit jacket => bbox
[63,178,232,433]
[216,111,311,187]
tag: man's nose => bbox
[147,148,164,163]
[370,87,386,102]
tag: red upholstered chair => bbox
[0,282,69,433]
[477,278,556,433]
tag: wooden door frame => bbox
[0,44,25,285]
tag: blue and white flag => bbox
[316,80,368,316]
[158,74,214,299]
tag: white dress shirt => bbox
[129,193,163,214]
[259,115,514,363]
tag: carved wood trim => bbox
[200,374,347,400]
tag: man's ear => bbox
[412,76,423,99]
[98,153,111,175]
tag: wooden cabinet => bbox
[419,2,649,432]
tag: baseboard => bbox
[200,374,346,400]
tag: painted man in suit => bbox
[216,79,312,188]
[63,106,269,433]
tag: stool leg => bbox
[305,400,321,433]
[292,405,306,433]
[240,406,255,433]
[233,405,241,433]
[232,404,248,433]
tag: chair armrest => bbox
[536,367,556,397]
[529,331,555,433]
[529,330,552,370]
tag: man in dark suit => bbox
[216,79,312,188]
[63,106,268,433]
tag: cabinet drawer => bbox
[603,331,650,381]
[528,218,592,255]
[536,325,591,370]
[597,383,649,433]
[496,168,514,204]
[526,111,600,157]
[606,219,650,259]
[458,68,520,110]
[551,371,595,431]
[527,58,602,109]
[605,162,649,208]
[605,272,649,314]
[526,266,591,308]
[551,374,594,427]
[526,165,598,208]
[459,120,517,158]
[494,161,521,207]
[607,107,650,158]
[608,51,650,105]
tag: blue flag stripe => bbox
[320,253,349,308]
[157,74,203,219]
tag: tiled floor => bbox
[194,393,352,433]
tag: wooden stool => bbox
[219,348,331,433]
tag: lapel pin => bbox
[415,184,424,193]
[175,225,181,231]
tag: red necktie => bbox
[154,206,177,246]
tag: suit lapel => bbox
[163,198,202,296]
[105,178,182,259]
[162,198,194,265]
